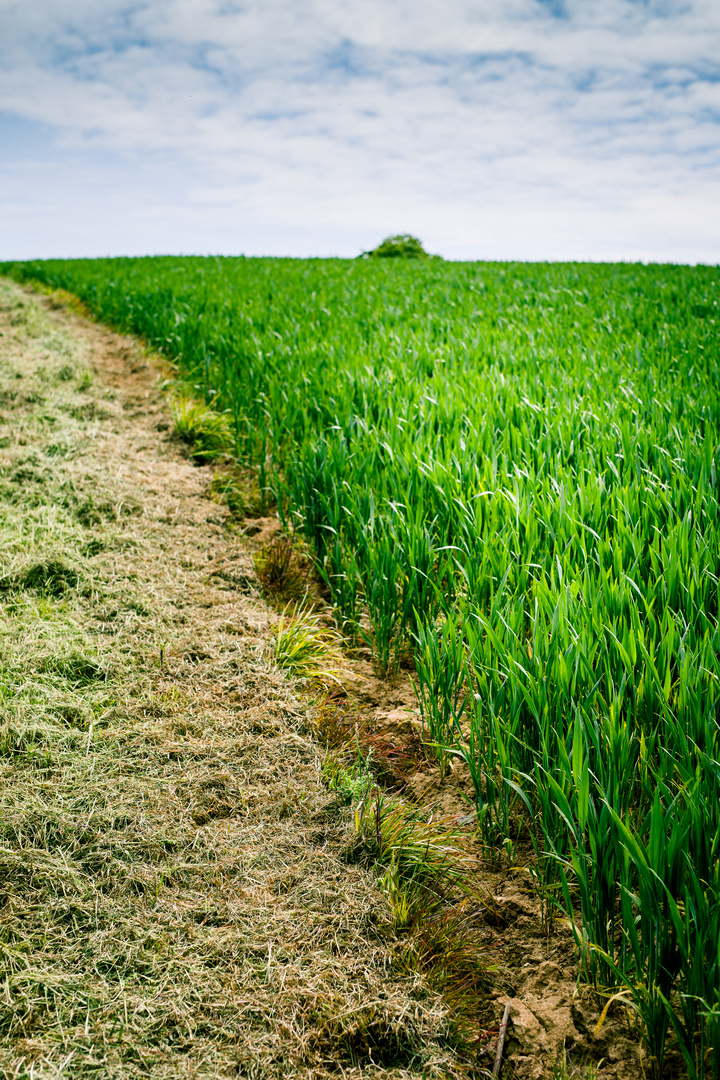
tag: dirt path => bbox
[0,278,464,1079]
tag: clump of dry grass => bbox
[254,534,310,602]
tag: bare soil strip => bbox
[0,279,641,1080]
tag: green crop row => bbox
[3,254,719,1074]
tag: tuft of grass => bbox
[351,789,473,919]
[172,396,232,462]
[314,688,421,796]
[31,282,95,321]
[254,535,310,603]
[549,1045,603,1079]
[38,649,109,687]
[272,604,342,683]
[308,1004,424,1070]
[22,558,80,596]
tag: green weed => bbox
[322,748,375,806]
[272,604,342,683]
[172,396,232,462]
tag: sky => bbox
[0,0,719,262]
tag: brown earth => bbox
[0,278,644,1079]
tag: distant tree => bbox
[359,234,437,259]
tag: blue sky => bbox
[1,0,719,261]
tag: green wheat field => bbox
[3,254,719,1076]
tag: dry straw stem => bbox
[0,278,470,1080]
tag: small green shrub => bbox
[360,235,432,259]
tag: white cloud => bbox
[0,0,719,259]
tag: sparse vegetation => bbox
[208,468,248,514]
